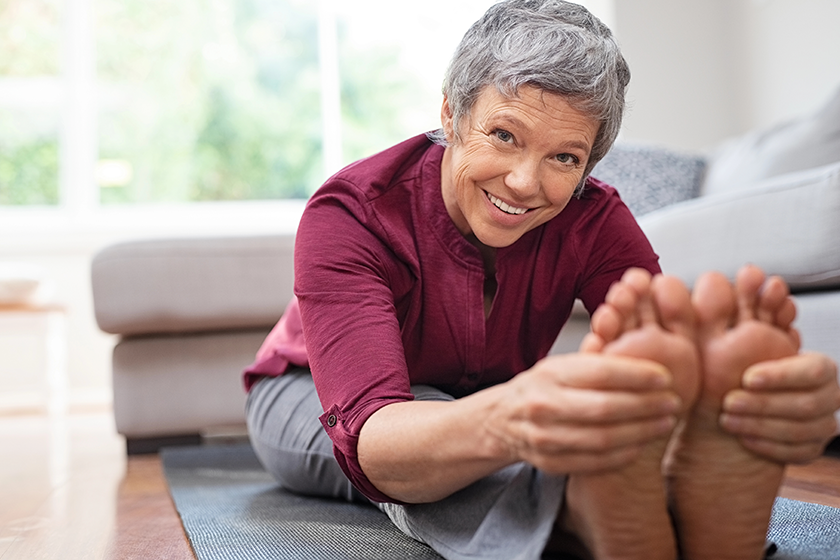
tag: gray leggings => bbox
[246,369,566,560]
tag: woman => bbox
[244,2,840,558]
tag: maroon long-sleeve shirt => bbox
[243,134,660,502]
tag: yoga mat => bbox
[162,442,840,560]
[161,443,442,560]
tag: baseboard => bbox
[126,433,202,455]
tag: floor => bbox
[1,409,839,560]
[0,408,194,560]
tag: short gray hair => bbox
[430,0,630,185]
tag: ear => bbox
[440,95,455,142]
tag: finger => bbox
[516,416,675,460]
[535,353,672,392]
[524,385,681,424]
[526,443,646,475]
[742,352,839,390]
[719,412,838,446]
[722,385,840,420]
[735,436,831,465]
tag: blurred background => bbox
[1,0,838,413]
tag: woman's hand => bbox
[485,352,682,475]
[357,351,680,503]
[720,352,840,463]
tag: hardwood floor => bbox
[0,409,194,560]
[1,408,839,559]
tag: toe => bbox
[757,275,793,325]
[588,305,622,348]
[735,265,766,323]
[652,275,695,339]
[604,280,641,332]
[692,271,737,339]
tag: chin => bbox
[474,229,525,249]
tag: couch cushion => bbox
[591,143,706,216]
[639,161,840,291]
[703,86,840,196]
[92,235,294,336]
[111,329,268,437]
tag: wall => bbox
[613,0,840,152]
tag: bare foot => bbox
[561,269,700,560]
[666,266,799,560]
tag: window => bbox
[0,0,613,215]
[0,0,61,206]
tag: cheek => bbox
[544,174,582,206]
[452,146,497,197]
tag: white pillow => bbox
[639,161,840,291]
[703,86,840,196]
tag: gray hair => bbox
[429,0,630,189]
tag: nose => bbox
[504,156,541,198]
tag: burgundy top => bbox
[243,134,660,502]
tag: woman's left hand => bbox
[719,352,840,463]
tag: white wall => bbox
[613,0,840,152]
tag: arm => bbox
[358,352,681,503]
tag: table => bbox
[0,302,67,414]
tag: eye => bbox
[493,129,514,143]
[555,153,580,165]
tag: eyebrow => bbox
[490,114,593,155]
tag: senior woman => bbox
[243,1,840,559]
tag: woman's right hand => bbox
[484,352,682,475]
[358,352,680,503]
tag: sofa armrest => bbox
[638,162,840,291]
[92,235,295,336]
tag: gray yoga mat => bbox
[162,442,840,560]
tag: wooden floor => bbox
[1,409,839,560]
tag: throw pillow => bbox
[591,143,706,216]
[703,85,840,195]
[638,161,840,291]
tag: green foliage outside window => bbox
[0,0,61,206]
[0,0,438,206]
[96,0,423,204]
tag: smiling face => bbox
[440,85,601,248]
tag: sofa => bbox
[92,87,840,453]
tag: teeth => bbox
[487,192,528,215]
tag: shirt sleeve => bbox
[574,183,662,314]
[294,182,415,503]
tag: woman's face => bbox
[440,85,600,248]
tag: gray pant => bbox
[246,369,566,560]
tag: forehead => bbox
[472,85,589,120]
[468,85,600,145]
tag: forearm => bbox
[357,383,515,503]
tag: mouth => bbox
[485,191,531,215]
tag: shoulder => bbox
[320,133,441,203]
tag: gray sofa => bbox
[92,88,840,453]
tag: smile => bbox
[485,191,530,215]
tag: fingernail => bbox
[719,413,741,430]
[659,415,677,433]
[662,395,682,414]
[723,393,748,412]
[743,370,766,389]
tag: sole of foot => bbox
[667,266,799,560]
